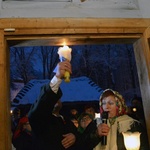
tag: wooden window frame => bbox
[0,18,150,149]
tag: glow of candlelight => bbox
[122,132,141,150]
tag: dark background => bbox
[10,44,141,115]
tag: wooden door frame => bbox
[0,18,150,150]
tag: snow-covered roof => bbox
[12,76,103,105]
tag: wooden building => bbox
[0,0,150,149]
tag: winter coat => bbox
[12,130,33,150]
[28,83,101,150]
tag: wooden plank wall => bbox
[0,18,150,150]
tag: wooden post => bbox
[0,30,11,150]
[133,27,150,146]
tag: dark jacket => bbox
[75,120,102,150]
[28,83,101,150]
[28,83,77,150]
[12,130,33,150]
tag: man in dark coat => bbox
[28,60,101,150]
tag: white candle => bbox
[58,45,72,61]
[58,45,72,82]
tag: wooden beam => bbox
[0,18,150,29]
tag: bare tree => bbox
[10,47,36,84]
[38,46,59,79]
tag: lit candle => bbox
[58,45,72,82]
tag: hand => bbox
[97,123,110,137]
[61,133,76,149]
[56,60,72,79]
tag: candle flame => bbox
[62,39,68,46]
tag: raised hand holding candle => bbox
[58,45,72,82]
